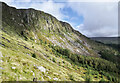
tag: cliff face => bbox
[1,2,98,56]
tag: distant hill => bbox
[90,37,120,52]
[90,37,120,44]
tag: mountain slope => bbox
[1,2,102,57]
[0,2,120,82]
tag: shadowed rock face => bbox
[1,2,73,33]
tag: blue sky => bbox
[0,0,119,37]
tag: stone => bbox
[0,52,3,57]
[53,77,58,80]
[11,67,16,69]
[37,66,46,73]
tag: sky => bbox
[0,0,119,37]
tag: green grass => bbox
[1,30,117,82]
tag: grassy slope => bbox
[1,28,120,82]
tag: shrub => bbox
[85,75,92,82]
[24,36,28,41]
[30,37,34,41]
[39,39,43,45]
[32,53,36,58]
[45,41,47,44]
[69,74,74,81]
[99,78,105,83]
[32,46,34,48]
[52,58,56,62]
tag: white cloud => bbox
[30,0,66,20]
[0,0,14,2]
[68,0,119,2]
[68,2,118,37]
[14,0,31,2]
[0,0,32,2]
[76,24,84,30]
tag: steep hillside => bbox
[1,2,119,57]
[1,2,96,57]
[0,2,120,82]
